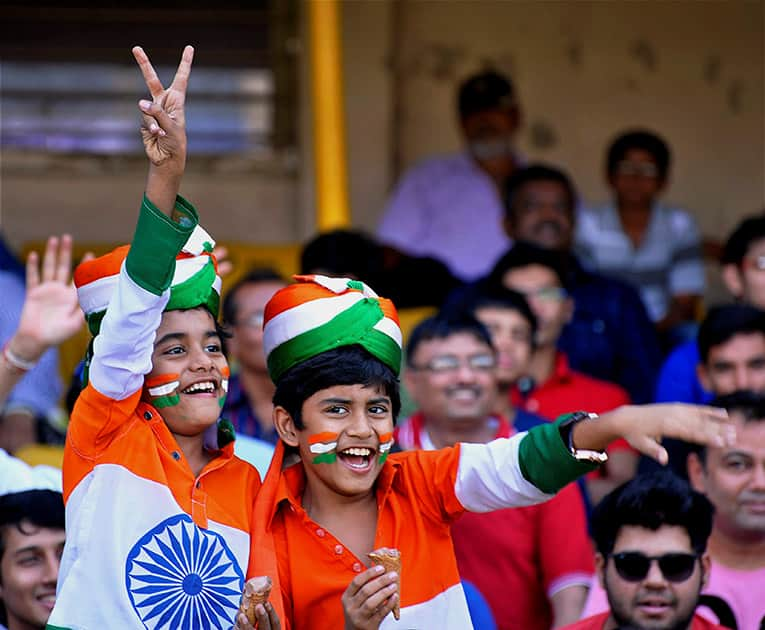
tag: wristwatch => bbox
[558,411,609,464]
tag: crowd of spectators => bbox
[1,59,764,630]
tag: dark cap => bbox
[457,71,516,119]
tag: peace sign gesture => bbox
[132,45,194,173]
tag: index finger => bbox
[169,45,195,93]
[132,46,165,99]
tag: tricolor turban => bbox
[262,275,402,383]
[74,200,222,336]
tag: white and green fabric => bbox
[262,274,403,382]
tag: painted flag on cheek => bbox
[309,432,339,464]
[378,432,394,463]
[146,373,181,408]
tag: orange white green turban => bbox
[74,197,222,336]
[262,275,402,382]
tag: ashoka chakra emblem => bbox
[125,514,244,629]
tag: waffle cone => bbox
[239,575,272,625]
[368,547,401,621]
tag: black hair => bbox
[405,314,495,367]
[591,470,714,557]
[466,286,538,345]
[503,163,577,221]
[272,345,401,430]
[695,390,765,464]
[0,489,65,567]
[0,489,64,624]
[300,230,384,281]
[221,267,286,327]
[457,70,516,120]
[697,304,765,363]
[486,240,571,292]
[720,215,765,266]
[606,129,671,181]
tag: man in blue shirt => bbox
[449,164,661,403]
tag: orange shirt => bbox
[253,445,473,629]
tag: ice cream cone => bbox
[239,575,273,625]
[368,547,401,620]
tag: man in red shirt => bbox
[491,242,636,503]
[399,313,594,629]
[563,471,729,630]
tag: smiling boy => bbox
[241,274,736,630]
[47,47,275,629]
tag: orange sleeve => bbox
[67,384,141,459]
[395,446,465,524]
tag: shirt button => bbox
[352,562,362,572]
[144,411,152,420]
[171,451,181,461]
[528,399,540,413]
[316,528,325,538]
[334,544,344,554]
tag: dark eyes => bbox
[324,405,389,415]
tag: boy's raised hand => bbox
[342,565,399,630]
[132,45,194,174]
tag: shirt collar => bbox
[269,447,402,528]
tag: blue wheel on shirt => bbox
[125,514,244,629]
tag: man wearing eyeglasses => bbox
[487,242,634,504]
[221,268,287,444]
[396,313,594,630]
[574,130,705,349]
[564,470,727,630]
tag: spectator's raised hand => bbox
[11,234,84,363]
[132,45,194,173]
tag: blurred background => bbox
[0,0,763,277]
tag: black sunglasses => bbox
[610,552,699,583]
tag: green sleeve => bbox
[518,414,601,494]
[125,194,198,295]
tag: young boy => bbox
[47,47,277,629]
[240,274,735,630]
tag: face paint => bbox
[308,432,339,464]
[378,432,394,463]
[145,373,181,408]
[219,366,230,408]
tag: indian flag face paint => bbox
[308,432,339,464]
[378,432,394,463]
[145,373,181,408]
[218,366,230,408]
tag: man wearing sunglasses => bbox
[566,470,727,630]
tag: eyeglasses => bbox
[742,255,765,272]
[514,287,568,302]
[410,353,496,373]
[610,552,699,583]
[616,161,659,179]
[236,311,265,328]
